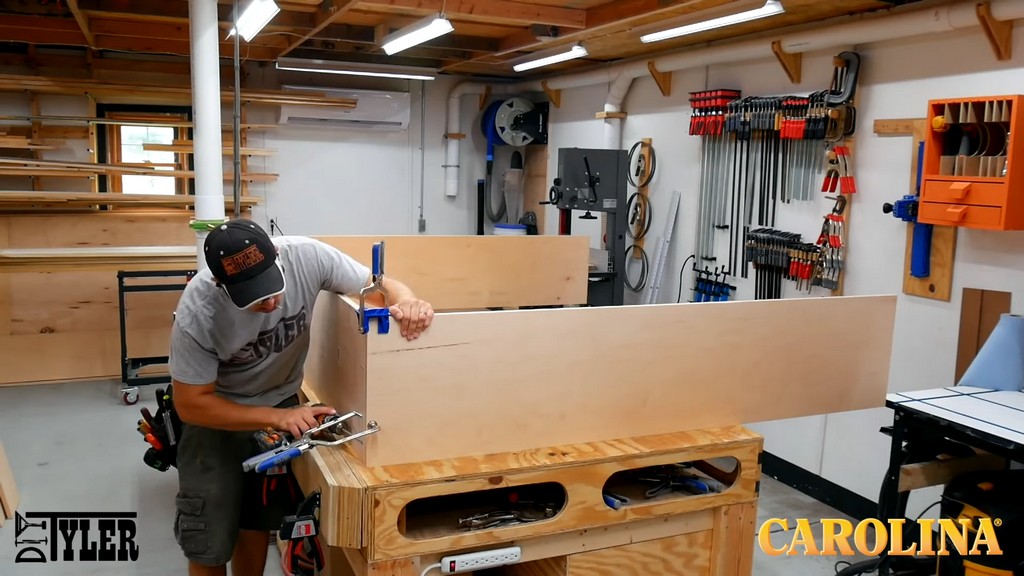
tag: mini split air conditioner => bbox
[277,86,411,131]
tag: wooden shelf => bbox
[0,191,261,212]
[0,74,357,109]
[0,158,278,182]
[0,245,196,272]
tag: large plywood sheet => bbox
[308,295,896,467]
[313,235,589,310]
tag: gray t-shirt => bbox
[169,236,370,407]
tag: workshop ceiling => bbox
[0,0,928,80]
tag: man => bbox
[167,219,432,576]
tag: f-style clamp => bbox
[242,411,380,474]
[358,241,390,334]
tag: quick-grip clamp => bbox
[358,242,390,334]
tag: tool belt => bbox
[136,386,183,472]
[279,491,325,576]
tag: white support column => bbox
[189,0,226,271]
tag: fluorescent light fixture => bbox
[276,58,438,81]
[228,0,280,42]
[512,44,588,73]
[640,0,784,43]
[381,13,454,56]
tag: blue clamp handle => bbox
[254,447,302,474]
[358,242,390,335]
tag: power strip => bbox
[439,546,522,573]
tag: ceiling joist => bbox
[0,0,929,80]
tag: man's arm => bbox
[169,314,333,437]
[172,380,334,438]
[313,239,434,340]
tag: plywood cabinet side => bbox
[306,292,372,463]
[312,235,590,310]
[353,295,896,466]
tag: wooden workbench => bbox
[294,382,762,576]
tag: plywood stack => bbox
[293,235,899,576]
[0,441,19,526]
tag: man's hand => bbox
[389,298,434,340]
[273,404,337,439]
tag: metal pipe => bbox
[232,0,241,220]
[188,0,226,270]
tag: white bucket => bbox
[493,223,527,236]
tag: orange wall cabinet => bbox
[919,95,1024,230]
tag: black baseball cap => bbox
[203,219,286,309]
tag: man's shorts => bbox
[172,395,306,566]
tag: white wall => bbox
[445,20,1024,518]
[243,69,473,237]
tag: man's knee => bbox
[174,490,239,566]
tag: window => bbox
[97,105,192,196]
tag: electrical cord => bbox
[677,254,695,303]
[624,245,649,292]
[420,563,442,576]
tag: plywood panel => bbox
[1,212,194,248]
[306,291,369,436]
[0,441,18,519]
[0,328,169,384]
[313,235,589,310]
[313,294,895,466]
[567,531,713,576]
[8,272,179,335]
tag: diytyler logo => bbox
[13,511,140,564]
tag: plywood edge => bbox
[307,292,369,463]
[311,235,590,309]
[358,295,896,466]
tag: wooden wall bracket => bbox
[647,61,672,97]
[595,111,627,120]
[872,117,957,301]
[977,1,1013,61]
[771,40,802,84]
[541,80,561,108]
[479,85,492,111]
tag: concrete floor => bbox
[0,379,874,575]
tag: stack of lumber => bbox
[0,245,196,272]
[0,158,278,182]
[0,442,18,525]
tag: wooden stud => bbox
[771,40,802,84]
[66,0,96,48]
[977,1,1012,61]
[872,118,920,136]
[632,138,653,259]
[479,85,492,111]
[595,111,627,120]
[647,61,672,97]
[444,133,466,140]
[541,80,561,108]
[29,92,41,193]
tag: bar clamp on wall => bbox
[358,241,390,334]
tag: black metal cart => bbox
[118,269,195,405]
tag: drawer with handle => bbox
[919,202,1002,229]
[921,180,1006,206]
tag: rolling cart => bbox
[118,269,195,405]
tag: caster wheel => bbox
[122,388,139,405]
